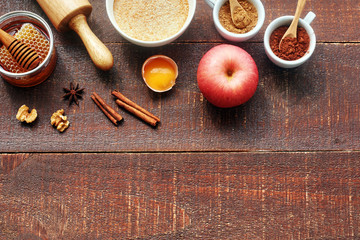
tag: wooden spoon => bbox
[0,28,40,71]
[229,0,252,29]
[279,0,306,48]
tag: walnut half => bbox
[50,109,70,132]
[16,105,37,123]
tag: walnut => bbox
[50,109,70,132]
[16,105,37,123]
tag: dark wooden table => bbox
[1,0,359,239]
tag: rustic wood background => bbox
[1,0,360,239]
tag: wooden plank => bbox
[0,43,359,152]
[0,0,358,43]
[1,152,360,239]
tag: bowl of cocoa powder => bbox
[264,11,316,68]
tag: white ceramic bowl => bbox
[205,0,265,42]
[106,0,196,47]
[264,11,316,68]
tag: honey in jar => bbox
[0,23,50,73]
[0,11,56,87]
[142,55,178,92]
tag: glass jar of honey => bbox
[0,11,56,87]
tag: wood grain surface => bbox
[0,0,359,152]
[0,2,359,152]
[1,0,360,239]
[1,152,360,239]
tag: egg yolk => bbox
[143,58,176,91]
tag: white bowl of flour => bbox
[106,0,196,47]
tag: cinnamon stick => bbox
[115,99,158,126]
[91,92,123,125]
[111,90,160,122]
[91,95,117,125]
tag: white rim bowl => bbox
[106,0,196,47]
[211,0,265,42]
[264,12,316,68]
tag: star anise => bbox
[63,82,84,106]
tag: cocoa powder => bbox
[270,26,310,61]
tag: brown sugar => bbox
[0,23,50,73]
[232,6,252,29]
[219,0,258,34]
[113,0,189,41]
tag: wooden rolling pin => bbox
[36,0,114,71]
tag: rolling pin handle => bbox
[69,14,114,71]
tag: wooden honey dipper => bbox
[36,0,114,71]
[0,28,40,71]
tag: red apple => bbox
[197,44,259,108]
